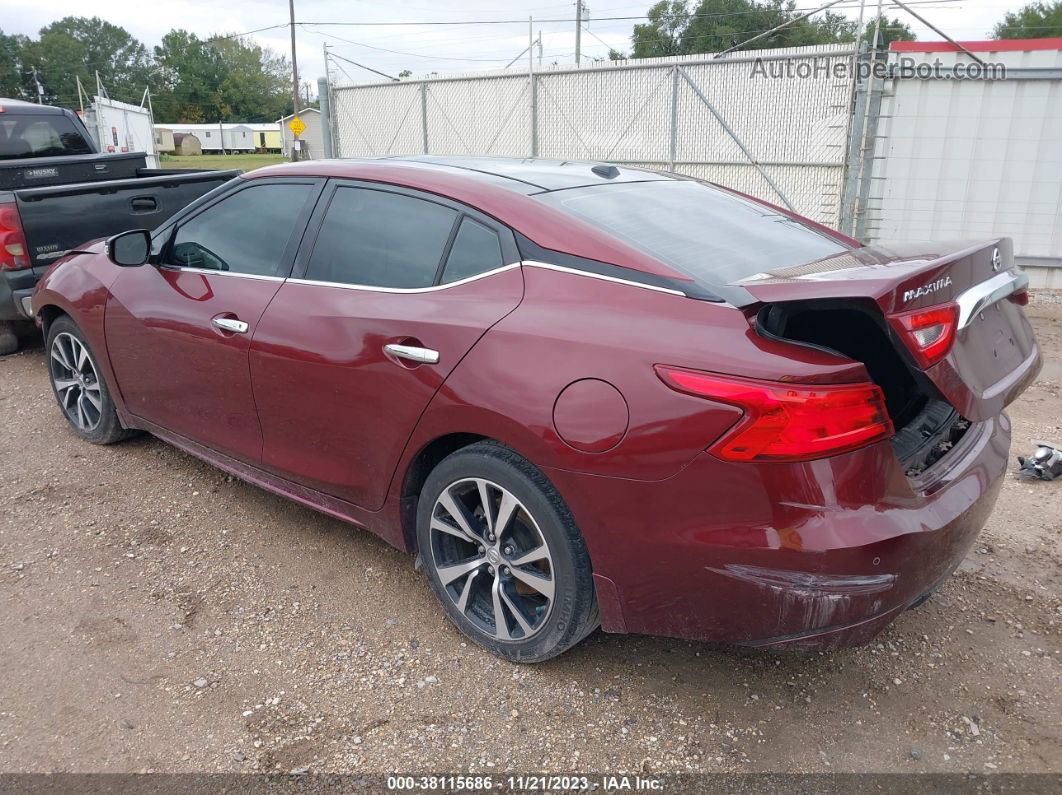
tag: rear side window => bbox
[306,187,458,289]
[441,218,504,284]
[0,115,92,159]
[536,180,850,287]
[167,182,313,276]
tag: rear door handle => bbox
[384,343,440,365]
[213,317,249,334]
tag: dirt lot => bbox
[0,303,1059,776]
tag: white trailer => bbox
[81,96,159,167]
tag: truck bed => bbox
[11,168,239,273]
[0,152,149,191]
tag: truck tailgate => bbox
[16,169,238,271]
[0,152,147,190]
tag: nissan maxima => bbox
[31,157,1040,661]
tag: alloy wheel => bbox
[429,478,555,641]
[49,332,103,432]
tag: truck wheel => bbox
[0,321,17,356]
[45,315,134,445]
[416,441,598,663]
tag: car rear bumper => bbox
[0,267,38,322]
[545,411,1010,649]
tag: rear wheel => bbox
[46,316,133,445]
[416,441,598,662]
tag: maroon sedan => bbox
[32,157,1039,662]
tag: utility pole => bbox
[288,0,301,162]
[575,0,584,66]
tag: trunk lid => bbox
[739,238,1040,422]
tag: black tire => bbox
[416,440,598,662]
[45,315,135,445]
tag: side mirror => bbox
[107,229,151,267]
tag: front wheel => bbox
[416,441,598,662]
[46,315,134,445]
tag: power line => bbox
[303,26,539,62]
[327,51,399,82]
[296,0,964,28]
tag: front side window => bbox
[166,182,313,276]
[306,187,458,289]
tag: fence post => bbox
[669,65,678,172]
[420,82,429,154]
[530,74,539,157]
[840,44,870,237]
[318,76,334,159]
[855,50,886,242]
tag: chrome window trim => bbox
[286,262,521,293]
[956,270,1028,329]
[158,266,286,282]
[522,260,687,297]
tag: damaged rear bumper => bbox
[547,412,1010,649]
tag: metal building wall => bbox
[865,45,1062,286]
[330,45,856,227]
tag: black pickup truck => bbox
[0,98,238,354]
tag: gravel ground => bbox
[0,305,1059,776]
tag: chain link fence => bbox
[331,44,857,227]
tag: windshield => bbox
[0,114,93,160]
[536,180,850,287]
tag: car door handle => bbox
[212,317,249,334]
[384,343,440,365]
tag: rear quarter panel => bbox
[398,266,875,488]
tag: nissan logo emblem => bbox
[991,247,1002,271]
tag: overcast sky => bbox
[0,0,1034,95]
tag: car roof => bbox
[245,157,690,281]
[250,156,679,195]
[391,156,680,192]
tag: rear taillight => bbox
[1008,288,1029,307]
[0,202,29,271]
[889,303,958,369]
[655,365,894,462]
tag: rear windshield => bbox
[0,114,93,160]
[536,180,850,286]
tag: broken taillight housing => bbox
[888,303,959,369]
[654,365,894,462]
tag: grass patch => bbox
[160,153,288,173]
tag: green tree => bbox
[631,0,873,57]
[152,30,225,122]
[861,16,917,48]
[28,17,152,106]
[153,31,291,123]
[993,1,1062,37]
[210,36,291,122]
[632,1,691,58]
[0,29,33,100]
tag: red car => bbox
[32,157,1039,662]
